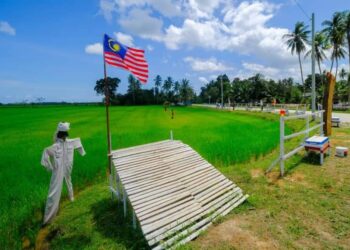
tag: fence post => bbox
[115,174,120,200]
[133,210,137,229]
[320,111,324,136]
[306,115,310,139]
[123,187,127,217]
[280,116,285,176]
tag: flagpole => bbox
[103,49,112,176]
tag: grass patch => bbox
[27,109,350,249]
[0,105,280,249]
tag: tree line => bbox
[94,74,195,105]
[197,73,349,105]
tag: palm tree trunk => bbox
[335,57,338,81]
[348,33,350,103]
[298,53,304,84]
[330,50,335,73]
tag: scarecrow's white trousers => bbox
[43,172,75,224]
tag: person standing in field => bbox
[40,122,86,225]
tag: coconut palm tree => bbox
[179,78,194,104]
[163,76,173,100]
[283,21,310,85]
[322,12,347,79]
[339,68,347,80]
[305,32,330,76]
[343,11,350,101]
[173,81,180,103]
[153,75,162,104]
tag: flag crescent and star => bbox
[103,34,148,84]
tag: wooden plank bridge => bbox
[110,140,248,249]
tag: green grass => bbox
[0,105,280,249]
[45,115,350,250]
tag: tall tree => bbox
[322,12,347,79]
[339,68,347,80]
[283,21,310,85]
[179,78,194,104]
[173,81,180,103]
[305,32,330,76]
[94,77,120,103]
[127,74,141,105]
[153,75,162,104]
[343,11,350,101]
[163,76,173,100]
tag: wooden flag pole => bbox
[103,55,112,176]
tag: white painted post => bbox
[115,174,120,200]
[306,115,310,139]
[280,115,285,176]
[123,187,127,217]
[109,174,114,200]
[320,111,324,135]
[133,210,136,229]
[170,130,173,140]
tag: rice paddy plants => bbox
[0,105,279,249]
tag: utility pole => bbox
[221,75,223,108]
[311,12,316,113]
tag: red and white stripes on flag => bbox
[104,48,148,84]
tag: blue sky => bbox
[0,0,348,103]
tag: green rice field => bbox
[0,105,280,249]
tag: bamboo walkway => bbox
[111,140,248,249]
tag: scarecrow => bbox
[40,122,86,224]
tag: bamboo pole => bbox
[103,50,112,176]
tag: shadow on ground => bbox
[90,198,149,250]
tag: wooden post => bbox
[323,73,336,136]
[103,50,113,177]
[280,116,285,176]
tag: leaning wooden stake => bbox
[323,72,336,136]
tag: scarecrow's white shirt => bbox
[42,138,86,171]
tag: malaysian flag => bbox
[103,34,148,83]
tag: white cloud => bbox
[184,57,233,72]
[242,62,280,79]
[114,32,134,47]
[164,18,227,50]
[0,21,15,35]
[148,0,181,17]
[184,0,222,19]
[85,43,103,55]
[238,60,313,83]
[99,0,117,22]
[119,8,163,41]
[198,76,208,84]
[101,0,181,19]
[147,45,154,51]
[98,0,318,81]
